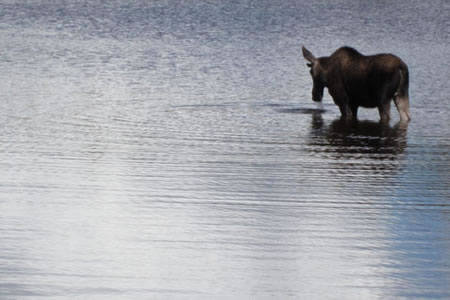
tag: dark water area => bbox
[1,0,449,298]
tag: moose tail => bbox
[394,63,411,122]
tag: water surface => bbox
[0,0,449,299]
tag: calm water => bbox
[1,0,449,298]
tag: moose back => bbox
[302,46,411,122]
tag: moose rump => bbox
[302,46,411,122]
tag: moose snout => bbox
[312,89,323,102]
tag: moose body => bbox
[302,46,411,122]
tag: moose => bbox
[302,46,411,122]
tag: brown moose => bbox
[302,46,411,122]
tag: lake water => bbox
[1,0,449,298]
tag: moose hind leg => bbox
[394,96,411,122]
[351,105,359,119]
[378,101,391,123]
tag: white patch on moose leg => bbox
[394,96,411,122]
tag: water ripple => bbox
[0,0,449,299]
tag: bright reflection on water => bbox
[1,0,449,299]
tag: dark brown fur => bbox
[302,46,411,122]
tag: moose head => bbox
[302,46,326,102]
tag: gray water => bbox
[1,0,449,299]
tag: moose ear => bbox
[302,46,317,64]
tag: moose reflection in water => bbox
[302,46,411,123]
[308,112,408,165]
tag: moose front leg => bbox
[329,87,355,120]
[338,104,354,121]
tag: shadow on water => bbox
[277,107,327,114]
